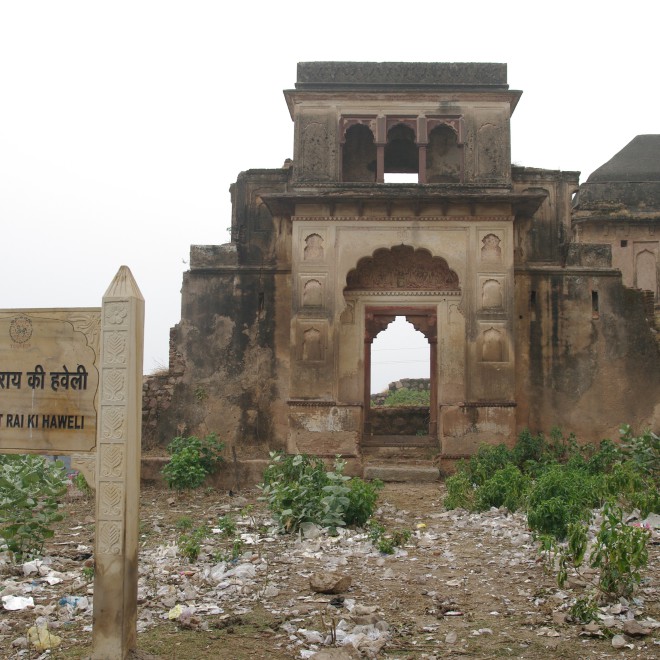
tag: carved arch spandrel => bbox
[345,245,460,293]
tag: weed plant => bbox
[367,520,411,554]
[178,525,210,563]
[217,514,237,537]
[71,471,93,498]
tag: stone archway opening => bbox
[343,244,460,447]
[370,316,430,397]
[364,306,438,440]
[364,305,438,443]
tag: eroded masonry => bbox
[143,62,660,473]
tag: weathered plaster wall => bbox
[576,222,659,297]
[515,267,660,441]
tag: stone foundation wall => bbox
[141,328,185,449]
[369,406,430,435]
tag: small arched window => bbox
[426,124,461,183]
[384,124,418,180]
[342,124,376,182]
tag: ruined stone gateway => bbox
[144,62,660,477]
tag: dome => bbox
[587,135,660,183]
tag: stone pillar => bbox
[92,266,144,659]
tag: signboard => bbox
[0,309,100,453]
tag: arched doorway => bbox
[343,244,461,443]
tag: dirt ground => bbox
[1,481,658,659]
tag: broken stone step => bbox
[363,464,440,482]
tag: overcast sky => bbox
[1,2,658,391]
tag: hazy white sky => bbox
[1,2,658,386]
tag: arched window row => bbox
[340,115,464,184]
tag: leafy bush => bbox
[466,444,512,486]
[345,477,383,526]
[546,502,651,602]
[259,453,381,533]
[527,465,601,539]
[260,453,329,532]
[591,502,650,598]
[217,514,237,537]
[443,470,476,510]
[585,438,623,475]
[162,433,224,489]
[71,471,93,497]
[528,497,577,540]
[475,464,530,512]
[621,425,659,478]
[0,455,68,561]
[511,429,548,469]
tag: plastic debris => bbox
[27,623,62,651]
[2,595,34,610]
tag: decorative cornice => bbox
[515,266,620,277]
[293,215,511,223]
[347,290,462,297]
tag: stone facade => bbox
[142,63,660,471]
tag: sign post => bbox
[0,266,143,660]
[92,266,144,659]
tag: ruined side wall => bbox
[142,169,292,458]
[512,167,579,265]
[515,267,660,441]
[575,221,659,297]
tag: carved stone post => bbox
[92,267,144,659]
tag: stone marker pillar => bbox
[92,267,144,659]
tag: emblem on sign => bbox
[9,315,32,344]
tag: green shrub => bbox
[591,502,650,598]
[0,455,68,561]
[621,425,659,478]
[527,465,601,539]
[260,453,329,532]
[585,438,623,475]
[443,470,476,510]
[475,464,530,512]
[547,502,651,602]
[511,429,548,469]
[467,444,512,486]
[72,471,93,497]
[162,433,224,490]
[175,515,194,530]
[259,453,381,533]
[568,595,600,624]
[345,478,383,526]
[366,520,411,554]
[528,496,576,540]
